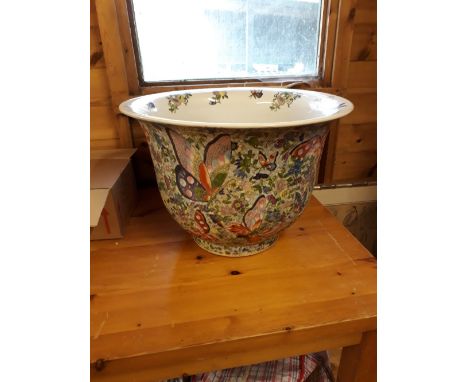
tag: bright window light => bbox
[130,0,323,82]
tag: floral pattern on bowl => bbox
[270,92,301,111]
[120,87,354,256]
[140,121,328,256]
[167,93,192,113]
[208,91,229,105]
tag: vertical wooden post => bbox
[337,330,377,382]
[331,0,358,90]
[323,0,357,183]
[95,0,133,148]
[114,0,140,95]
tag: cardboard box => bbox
[90,149,138,240]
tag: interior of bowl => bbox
[119,87,353,128]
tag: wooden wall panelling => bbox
[90,0,99,27]
[341,92,376,124]
[334,125,377,182]
[91,0,120,150]
[332,149,376,181]
[354,0,377,25]
[347,61,376,89]
[334,92,377,181]
[90,25,105,69]
[95,0,133,148]
[90,68,112,102]
[334,122,376,181]
[332,0,376,183]
[336,123,376,153]
[350,24,377,61]
[90,106,120,141]
[90,138,120,150]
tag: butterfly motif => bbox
[193,210,216,241]
[167,129,232,202]
[250,151,278,180]
[228,195,270,243]
[290,135,324,160]
[250,173,269,181]
[258,151,278,171]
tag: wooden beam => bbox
[114,0,140,95]
[322,0,357,182]
[332,0,358,89]
[322,0,340,85]
[95,0,133,148]
[337,330,377,382]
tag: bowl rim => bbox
[119,87,354,129]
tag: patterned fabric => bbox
[165,352,334,382]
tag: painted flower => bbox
[234,167,248,179]
[275,94,286,106]
[270,92,301,111]
[285,159,303,177]
[236,179,254,194]
[167,93,192,113]
[232,199,246,211]
[209,91,228,105]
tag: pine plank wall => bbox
[90,0,377,184]
[90,0,121,150]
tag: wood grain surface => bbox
[90,190,377,381]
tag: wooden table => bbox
[91,190,377,382]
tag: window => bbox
[129,0,324,84]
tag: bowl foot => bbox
[193,236,278,257]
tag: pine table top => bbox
[90,189,377,381]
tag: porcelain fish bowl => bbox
[120,87,353,256]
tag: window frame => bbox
[106,0,357,183]
[124,0,337,93]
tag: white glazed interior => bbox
[119,87,353,128]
